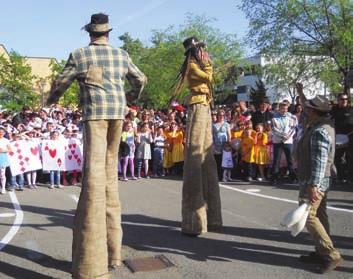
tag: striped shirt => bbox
[154,135,165,149]
[47,39,146,121]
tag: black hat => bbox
[183,36,205,53]
[83,13,112,34]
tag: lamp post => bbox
[40,79,46,108]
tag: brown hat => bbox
[83,13,112,34]
[305,95,331,112]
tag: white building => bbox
[236,55,330,103]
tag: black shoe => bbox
[299,252,324,264]
[316,256,343,274]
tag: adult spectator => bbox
[271,102,297,184]
[47,13,146,279]
[295,95,342,274]
[251,99,273,127]
[212,109,231,180]
[293,103,304,124]
[289,95,302,113]
[331,93,353,184]
[239,100,251,119]
[12,105,31,127]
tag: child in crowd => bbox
[0,127,11,194]
[221,142,234,182]
[62,170,79,186]
[62,129,81,186]
[231,121,245,140]
[48,131,62,189]
[241,126,256,181]
[121,121,137,181]
[163,123,174,175]
[152,126,165,177]
[136,122,153,179]
[244,120,257,138]
[170,121,184,175]
[24,130,40,189]
[264,121,273,178]
[10,134,25,191]
[254,123,269,181]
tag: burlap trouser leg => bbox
[72,120,123,279]
[301,193,340,261]
[182,104,222,234]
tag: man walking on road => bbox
[295,88,342,274]
[47,13,146,279]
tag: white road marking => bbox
[220,183,353,214]
[245,189,261,193]
[70,194,79,204]
[0,192,24,251]
[0,213,16,218]
[222,209,279,230]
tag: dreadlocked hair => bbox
[171,45,206,101]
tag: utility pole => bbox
[40,79,46,108]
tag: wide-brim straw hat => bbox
[305,95,331,112]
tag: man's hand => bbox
[307,185,319,204]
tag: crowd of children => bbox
[118,107,186,180]
[0,105,83,194]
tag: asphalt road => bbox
[0,177,352,279]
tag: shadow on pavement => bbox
[0,261,54,279]
[0,244,71,279]
[0,201,74,230]
[122,214,353,274]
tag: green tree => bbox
[240,0,353,94]
[250,79,268,105]
[0,51,38,110]
[49,59,80,107]
[264,54,331,101]
[119,14,243,108]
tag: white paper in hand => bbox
[290,205,311,237]
[281,202,310,228]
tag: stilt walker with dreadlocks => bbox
[173,36,222,236]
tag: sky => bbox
[0,0,249,61]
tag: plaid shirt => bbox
[299,127,332,197]
[47,39,146,121]
[309,127,332,186]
